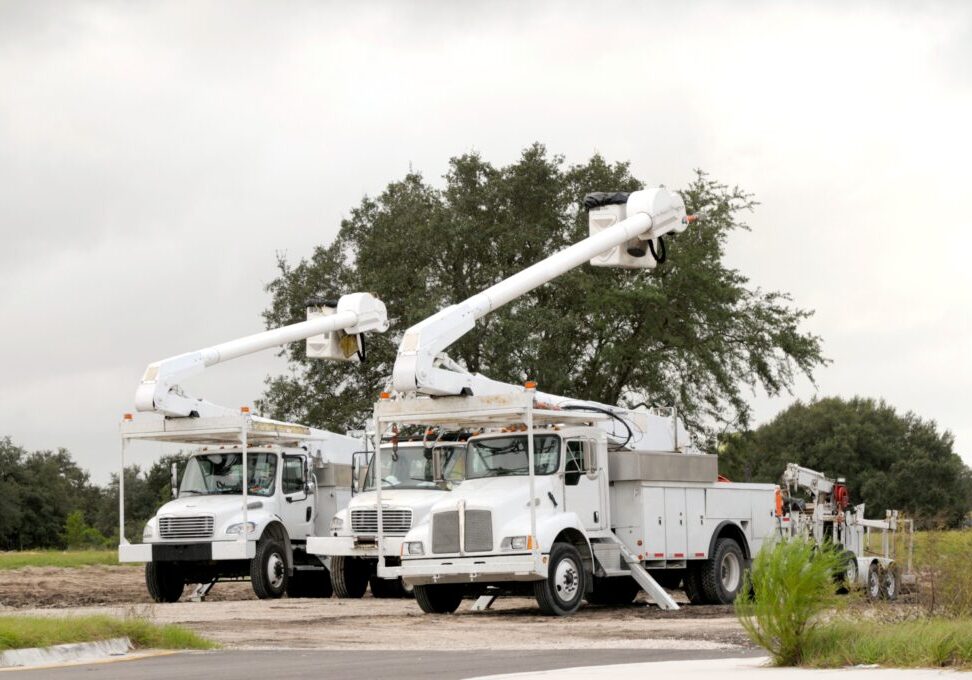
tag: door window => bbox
[565,440,585,486]
[282,456,306,495]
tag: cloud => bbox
[1,1,970,483]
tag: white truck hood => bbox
[157,495,268,516]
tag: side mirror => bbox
[432,448,444,483]
[583,442,597,479]
[304,480,315,495]
[351,451,370,496]
[170,462,179,499]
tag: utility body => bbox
[118,293,389,601]
[362,188,778,615]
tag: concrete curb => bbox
[0,637,132,668]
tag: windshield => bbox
[364,445,464,491]
[466,435,560,478]
[179,452,277,497]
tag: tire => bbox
[330,556,370,598]
[700,538,745,605]
[534,542,587,616]
[586,576,640,606]
[866,561,881,600]
[251,538,288,599]
[413,584,464,614]
[145,562,185,603]
[837,552,858,594]
[287,569,334,598]
[683,563,708,604]
[881,565,899,601]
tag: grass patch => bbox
[803,618,972,670]
[0,615,216,652]
[735,538,843,666]
[0,550,119,570]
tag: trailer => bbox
[781,463,915,600]
[118,292,389,601]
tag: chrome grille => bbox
[464,510,493,553]
[432,511,460,554]
[159,515,213,540]
[350,508,412,535]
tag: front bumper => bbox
[118,541,256,563]
[306,535,403,559]
[399,552,545,586]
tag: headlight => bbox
[500,535,532,551]
[142,523,154,540]
[330,516,344,532]
[225,522,257,535]
[404,541,425,556]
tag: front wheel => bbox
[413,584,464,614]
[330,556,370,598]
[145,562,185,603]
[534,542,586,616]
[251,539,288,599]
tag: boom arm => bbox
[135,292,388,418]
[392,188,689,396]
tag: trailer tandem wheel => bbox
[414,584,464,614]
[534,542,587,616]
[145,562,185,603]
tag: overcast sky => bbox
[1,1,970,483]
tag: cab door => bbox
[563,438,605,531]
[279,454,314,539]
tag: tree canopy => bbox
[260,144,825,447]
[719,396,972,528]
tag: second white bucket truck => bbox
[118,293,388,602]
[371,188,777,615]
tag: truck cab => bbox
[306,440,465,598]
[119,414,358,602]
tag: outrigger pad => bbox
[583,192,630,209]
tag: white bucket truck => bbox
[307,436,466,598]
[368,188,777,615]
[118,293,389,601]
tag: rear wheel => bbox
[413,584,464,614]
[145,562,185,603]
[586,576,640,605]
[251,538,288,599]
[534,542,586,616]
[330,556,370,598]
[682,563,707,604]
[837,551,858,593]
[700,538,745,605]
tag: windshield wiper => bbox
[179,489,206,495]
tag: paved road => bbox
[7,648,762,679]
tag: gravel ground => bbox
[0,565,752,651]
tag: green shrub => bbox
[735,537,843,665]
[62,511,111,550]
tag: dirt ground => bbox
[0,566,752,650]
